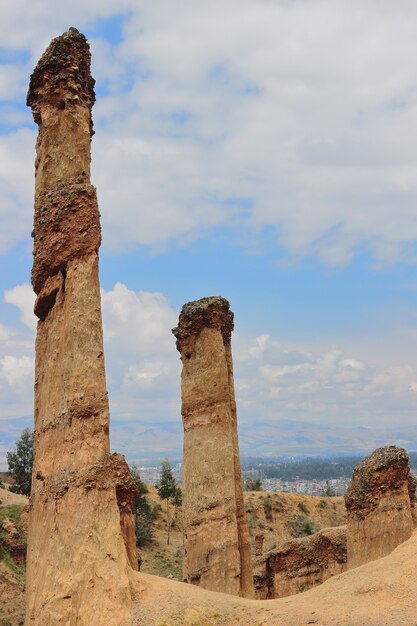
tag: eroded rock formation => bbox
[173,296,254,597]
[255,534,264,557]
[113,453,138,570]
[253,526,347,599]
[25,28,133,625]
[344,445,415,569]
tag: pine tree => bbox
[7,428,33,496]
[130,465,155,547]
[156,459,178,545]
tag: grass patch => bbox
[0,504,26,582]
[0,550,25,583]
[0,505,25,542]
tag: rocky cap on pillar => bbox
[27,27,101,300]
[344,445,415,569]
[27,27,95,131]
[173,296,234,351]
[344,446,412,520]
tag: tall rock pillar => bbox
[173,296,254,597]
[25,28,133,625]
[344,445,415,569]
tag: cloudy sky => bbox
[1,1,417,467]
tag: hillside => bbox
[139,488,346,580]
[243,491,345,552]
[0,488,28,508]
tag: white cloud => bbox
[101,283,177,352]
[0,1,137,56]
[100,283,181,425]
[0,130,35,254]
[124,361,171,388]
[4,283,36,331]
[2,280,417,460]
[233,334,417,434]
[1,2,417,262]
[0,354,34,391]
[91,0,417,263]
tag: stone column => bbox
[173,296,254,598]
[25,29,133,625]
[344,445,415,569]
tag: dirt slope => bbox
[0,563,25,625]
[244,491,345,552]
[133,530,417,626]
[139,489,346,580]
[0,488,28,507]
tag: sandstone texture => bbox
[25,28,133,625]
[173,296,254,597]
[344,445,415,569]
[253,526,347,599]
[113,453,138,570]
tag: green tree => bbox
[288,513,320,538]
[130,465,155,547]
[244,475,263,491]
[322,481,336,497]
[171,485,182,508]
[171,485,184,546]
[156,459,178,545]
[7,428,33,496]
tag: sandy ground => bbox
[133,530,417,626]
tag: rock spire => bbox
[344,445,415,569]
[173,296,254,598]
[25,28,133,625]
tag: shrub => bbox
[288,513,320,538]
[262,497,273,521]
[298,501,309,514]
[244,476,263,491]
[273,502,284,513]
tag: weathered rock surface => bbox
[113,453,138,570]
[408,472,417,524]
[25,28,133,625]
[173,296,254,597]
[344,445,415,569]
[253,526,347,599]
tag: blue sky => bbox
[1,1,417,467]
